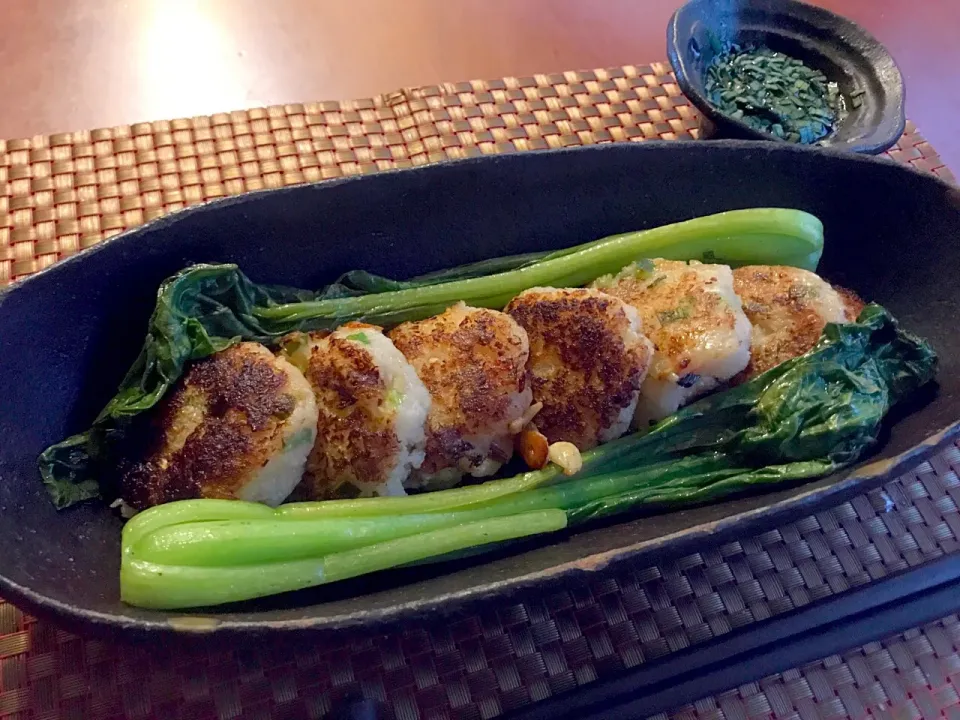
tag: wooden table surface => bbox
[1,0,957,168]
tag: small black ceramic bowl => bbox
[667,0,905,154]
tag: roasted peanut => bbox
[547,441,583,476]
[518,428,549,469]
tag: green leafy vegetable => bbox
[39,267,314,509]
[318,250,567,297]
[705,45,844,145]
[120,305,937,609]
[40,208,824,508]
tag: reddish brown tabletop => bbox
[0,0,958,168]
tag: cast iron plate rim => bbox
[0,140,949,636]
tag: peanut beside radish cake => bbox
[389,303,533,491]
[505,287,653,450]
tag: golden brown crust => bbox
[835,285,867,320]
[389,305,529,474]
[505,289,649,450]
[732,266,866,382]
[121,343,296,510]
[602,260,739,379]
[298,327,401,499]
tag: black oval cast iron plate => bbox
[1,141,958,637]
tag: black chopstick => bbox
[500,551,960,720]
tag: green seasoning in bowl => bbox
[704,46,845,144]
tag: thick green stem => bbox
[122,499,276,555]
[121,510,567,609]
[277,466,559,518]
[134,511,513,566]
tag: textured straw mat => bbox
[654,611,960,720]
[1,62,959,720]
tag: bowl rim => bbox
[666,0,906,154]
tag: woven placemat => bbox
[1,62,958,720]
[656,610,960,720]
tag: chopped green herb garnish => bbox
[658,303,692,325]
[385,388,404,408]
[283,427,314,450]
[347,332,370,344]
[704,45,844,145]
[633,258,655,277]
